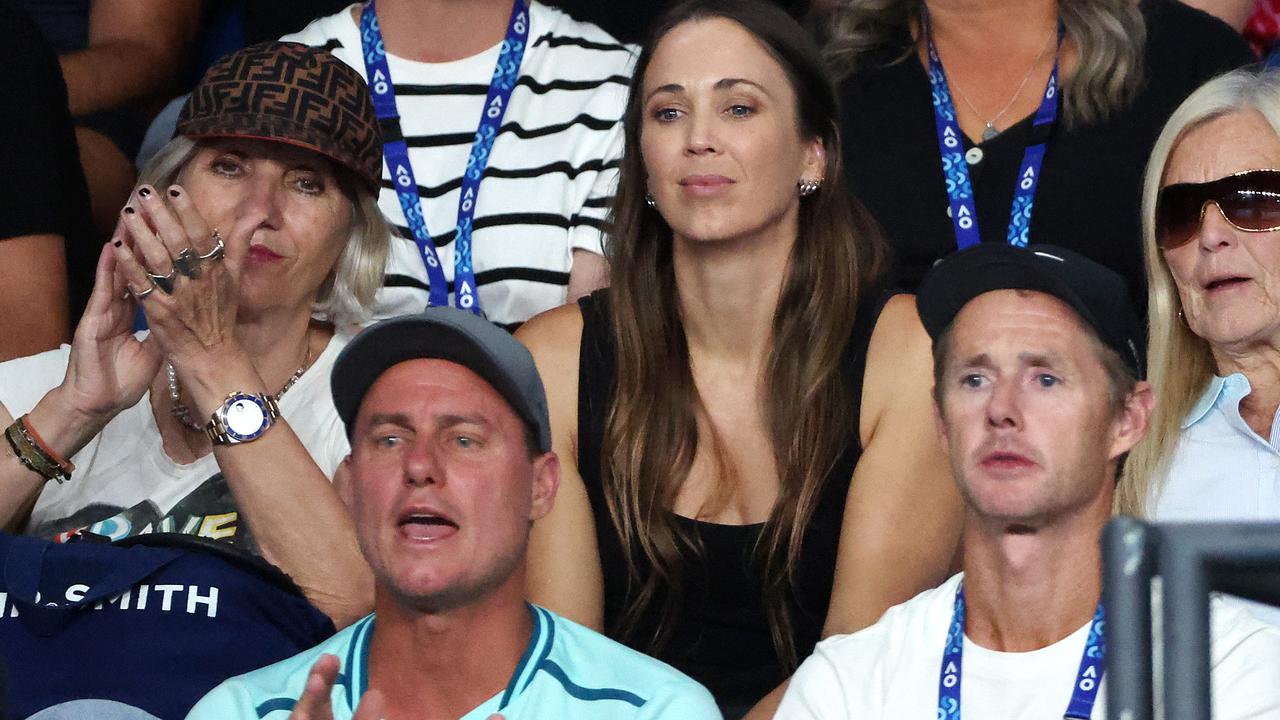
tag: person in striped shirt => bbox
[186,309,719,720]
[283,0,635,329]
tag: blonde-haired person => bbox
[815,0,1251,305]
[1122,66,1280,627]
[0,42,392,629]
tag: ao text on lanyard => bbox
[359,0,529,314]
[937,584,1106,720]
[924,12,1062,250]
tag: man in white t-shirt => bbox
[283,0,634,329]
[776,244,1280,720]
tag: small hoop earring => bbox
[799,178,822,197]
[645,193,656,208]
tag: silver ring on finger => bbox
[147,268,176,294]
[129,280,157,300]
[197,230,224,262]
[173,248,202,279]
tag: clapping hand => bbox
[52,224,164,426]
[289,654,509,720]
[290,654,385,720]
[110,184,261,378]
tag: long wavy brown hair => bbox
[602,0,889,669]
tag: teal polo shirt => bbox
[186,604,721,719]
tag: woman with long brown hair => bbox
[516,1,962,716]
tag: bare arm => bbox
[566,249,607,303]
[0,240,161,531]
[744,295,963,719]
[0,234,70,361]
[1180,0,1256,31]
[517,302,606,630]
[60,0,202,116]
[823,294,962,634]
[115,190,373,627]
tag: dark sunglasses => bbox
[1155,169,1280,250]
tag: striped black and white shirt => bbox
[284,3,635,328]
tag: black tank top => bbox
[575,287,897,717]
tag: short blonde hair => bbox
[1119,67,1280,516]
[137,136,389,326]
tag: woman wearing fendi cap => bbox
[0,42,389,627]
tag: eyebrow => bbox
[437,413,490,430]
[363,412,414,433]
[644,77,771,104]
[953,351,1067,370]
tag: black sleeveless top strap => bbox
[575,286,900,717]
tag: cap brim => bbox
[331,314,549,451]
[917,247,1104,343]
[178,116,381,195]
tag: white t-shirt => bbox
[283,3,635,329]
[0,332,351,552]
[776,573,1280,720]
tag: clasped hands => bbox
[52,185,264,432]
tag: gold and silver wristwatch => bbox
[205,392,280,445]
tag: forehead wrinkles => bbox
[358,360,514,428]
[1165,111,1280,185]
[948,291,1091,366]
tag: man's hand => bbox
[290,654,385,720]
[288,654,508,720]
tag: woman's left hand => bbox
[110,185,263,402]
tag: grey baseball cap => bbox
[331,308,552,452]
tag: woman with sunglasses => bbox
[1121,67,1280,627]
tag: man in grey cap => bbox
[775,244,1280,719]
[188,308,720,720]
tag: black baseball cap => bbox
[331,308,552,452]
[916,244,1145,378]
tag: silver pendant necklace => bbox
[945,27,1056,142]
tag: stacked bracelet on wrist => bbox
[4,415,73,484]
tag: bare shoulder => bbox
[867,295,929,354]
[515,301,585,371]
[860,294,933,439]
[516,301,586,464]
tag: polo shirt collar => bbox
[353,604,552,713]
[1182,374,1250,430]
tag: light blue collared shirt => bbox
[186,605,721,720]
[1151,373,1280,626]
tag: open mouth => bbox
[1205,277,1249,291]
[398,513,459,541]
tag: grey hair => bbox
[137,136,389,326]
[1119,67,1280,517]
[816,0,1146,126]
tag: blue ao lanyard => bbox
[923,12,1062,249]
[937,584,1106,720]
[359,0,529,314]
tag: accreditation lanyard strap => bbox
[359,0,529,313]
[936,584,1106,720]
[923,12,1062,250]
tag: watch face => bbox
[224,395,269,440]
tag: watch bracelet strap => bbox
[5,418,70,483]
[206,393,282,445]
